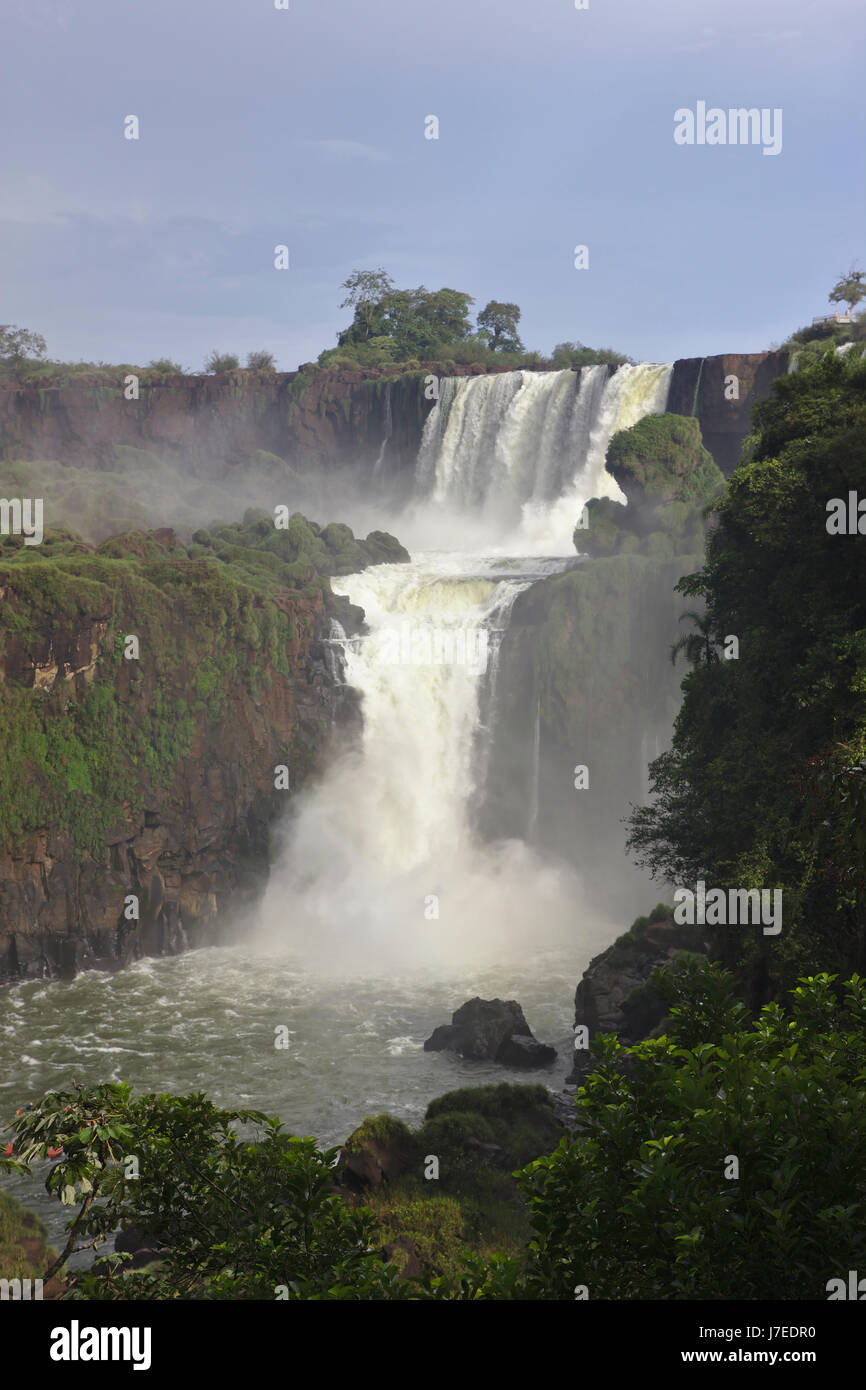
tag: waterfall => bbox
[257,362,673,969]
[690,357,705,416]
[371,381,393,479]
[414,363,672,551]
[527,694,541,843]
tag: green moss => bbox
[0,1191,57,1280]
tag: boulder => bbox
[337,1115,416,1192]
[424,997,557,1068]
[566,904,709,1084]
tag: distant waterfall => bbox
[414,363,672,551]
[371,380,393,478]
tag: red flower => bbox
[3,1143,13,1156]
[47,1146,64,1158]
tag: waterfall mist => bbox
[248,363,678,972]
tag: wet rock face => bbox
[0,551,360,985]
[667,351,789,476]
[565,908,710,1085]
[424,997,557,1068]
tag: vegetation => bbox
[204,351,240,373]
[576,415,724,560]
[317,268,630,371]
[829,264,866,315]
[495,966,866,1300]
[551,341,633,369]
[3,965,865,1300]
[627,350,866,1002]
[476,301,524,354]
[0,512,404,854]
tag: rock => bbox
[497,1033,557,1068]
[338,1115,416,1193]
[423,997,557,1069]
[566,904,710,1084]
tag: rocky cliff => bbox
[668,350,789,475]
[479,552,695,921]
[0,515,407,983]
[0,353,788,500]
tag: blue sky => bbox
[2,0,863,369]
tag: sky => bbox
[1,0,864,371]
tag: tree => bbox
[246,349,276,370]
[0,325,47,379]
[2,1083,407,1300]
[147,358,183,374]
[509,964,866,1300]
[829,265,865,315]
[339,268,395,341]
[476,301,523,354]
[204,351,240,373]
[627,351,866,996]
[551,341,633,369]
[670,609,718,667]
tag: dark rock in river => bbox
[424,997,557,1068]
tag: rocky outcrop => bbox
[337,1115,417,1193]
[480,552,694,919]
[424,998,557,1068]
[0,355,788,517]
[667,351,789,475]
[0,516,400,983]
[565,905,710,1084]
[0,363,521,491]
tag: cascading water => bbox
[254,362,674,967]
[371,380,393,478]
[412,363,672,552]
[1,362,675,1250]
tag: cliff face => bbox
[479,552,694,922]
[668,351,789,475]
[0,354,788,493]
[0,516,403,983]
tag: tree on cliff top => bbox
[0,325,47,380]
[476,301,524,354]
[829,265,866,316]
[333,271,475,361]
[339,268,395,341]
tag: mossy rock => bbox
[606,413,724,508]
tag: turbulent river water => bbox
[1,364,673,1252]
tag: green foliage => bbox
[0,1190,57,1280]
[3,1084,406,1300]
[0,325,47,379]
[576,415,723,559]
[0,513,403,854]
[476,301,524,354]
[204,351,240,373]
[146,357,184,374]
[246,350,276,370]
[828,264,866,314]
[508,967,866,1300]
[551,341,634,369]
[627,351,866,997]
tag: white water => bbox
[253,553,600,973]
[412,363,672,552]
[3,364,674,1247]
[253,363,673,970]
